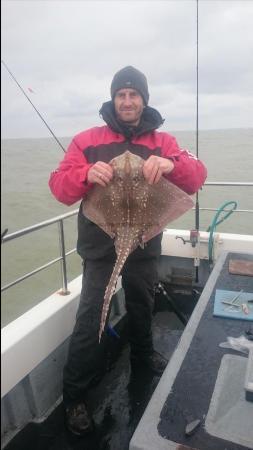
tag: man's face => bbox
[114,88,144,126]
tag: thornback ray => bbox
[82,151,194,341]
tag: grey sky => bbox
[1,0,253,138]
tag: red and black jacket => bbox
[49,102,207,259]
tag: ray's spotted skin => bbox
[82,151,194,341]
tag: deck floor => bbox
[158,252,253,450]
[129,252,253,450]
[4,308,187,450]
[4,253,204,450]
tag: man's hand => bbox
[143,155,174,184]
[87,161,113,187]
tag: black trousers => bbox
[63,239,161,407]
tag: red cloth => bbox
[49,126,207,206]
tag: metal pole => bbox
[58,220,70,295]
[195,0,200,283]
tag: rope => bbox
[207,201,237,266]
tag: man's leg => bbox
[122,256,157,358]
[63,256,115,433]
[122,237,167,375]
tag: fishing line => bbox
[195,0,200,282]
[1,60,66,153]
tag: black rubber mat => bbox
[158,253,253,450]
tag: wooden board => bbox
[229,259,253,277]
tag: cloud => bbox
[1,0,253,138]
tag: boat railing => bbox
[1,181,253,295]
[1,210,79,295]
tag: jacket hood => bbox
[99,101,164,139]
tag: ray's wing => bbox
[141,177,194,243]
[82,179,126,239]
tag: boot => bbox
[65,402,93,436]
[131,350,168,376]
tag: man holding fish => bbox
[49,66,207,435]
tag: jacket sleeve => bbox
[161,135,207,195]
[48,136,93,206]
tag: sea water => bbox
[1,129,253,326]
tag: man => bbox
[49,66,207,435]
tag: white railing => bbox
[1,181,253,294]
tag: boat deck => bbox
[4,317,185,450]
[4,258,197,450]
[130,251,253,450]
[4,252,253,450]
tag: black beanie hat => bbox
[110,66,149,105]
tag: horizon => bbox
[1,127,253,142]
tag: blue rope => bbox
[207,201,237,265]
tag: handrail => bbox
[1,181,252,294]
[1,249,76,293]
[1,181,252,244]
[1,210,79,294]
[205,181,253,186]
[2,209,79,243]
[198,207,253,214]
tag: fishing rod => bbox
[194,0,200,283]
[1,59,66,153]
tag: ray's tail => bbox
[99,246,131,342]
